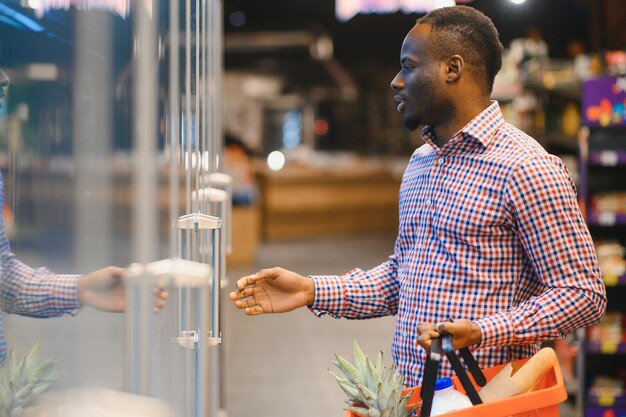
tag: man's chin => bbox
[402,115,421,131]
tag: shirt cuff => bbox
[50,274,82,315]
[474,312,514,347]
[308,275,343,318]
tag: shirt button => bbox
[437,157,445,165]
[425,199,431,206]
[402,331,408,338]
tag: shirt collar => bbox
[421,101,505,151]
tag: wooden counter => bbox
[257,164,401,239]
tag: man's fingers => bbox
[153,287,169,300]
[416,329,439,351]
[437,321,452,334]
[236,267,283,290]
[234,297,258,310]
[417,323,436,335]
[244,304,264,315]
[437,319,467,335]
[229,286,255,301]
[235,273,264,290]
[417,323,438,351]
[420,330,440,340]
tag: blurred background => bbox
[0,0,625,416]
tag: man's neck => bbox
[433,99,493,148]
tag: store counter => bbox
[256,162,401,239]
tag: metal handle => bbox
[174,213,222,346]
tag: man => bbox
[229,6,606,387]
[0,67,166,363]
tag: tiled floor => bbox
[4,232,398,417]
[224,233,397,417]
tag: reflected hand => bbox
[228,267,314,315]
[78,266,126,312]
[77,266,169,313]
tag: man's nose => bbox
[390,72,404,91]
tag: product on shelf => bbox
[590,193,626,215]
[587,312,624,346]
[589,375,624,403]
[595,241,626,279]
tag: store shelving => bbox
[587,212,626,226]
[578,118,626,417]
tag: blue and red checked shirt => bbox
[0,173,81,363]
[310,102,607,387]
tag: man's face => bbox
[0,68,9,106]
[390,24,443,131]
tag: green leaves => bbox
[0,342,59,416]
[329,340,416,417]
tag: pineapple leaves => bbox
[352,340,367,377]
[0,341,59,415]
[329,340,414,417]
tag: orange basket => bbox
[344,357,567,417]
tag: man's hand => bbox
[77,266,168,313]
[417,319,482,351]
[228,267,315,315]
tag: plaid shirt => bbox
[311,102,606,387]
[0,173,81,363]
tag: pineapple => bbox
[330,340,416,417]
[0,342,59,417]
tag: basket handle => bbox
[419,337,441,417]
[419,334,485,417]
[458,343,487,387]
[442,336,483,405]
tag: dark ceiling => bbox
[223,0,591,64]
[0,0,591,73]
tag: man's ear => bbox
[446,55,464,83]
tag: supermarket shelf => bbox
[603,274,626,287]
[588,211,626,226]
[589,150,626,166]
[541,132,578,152]
[524,78,582,101]
[587,341,626,355]
[588,407,626,417]
[579,78,626,417]
[588,393,626,408]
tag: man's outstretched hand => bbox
[229,267,315,315]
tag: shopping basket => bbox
[344,335,567,417]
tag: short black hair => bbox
[417,5,503,94]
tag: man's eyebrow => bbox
[401,57,417,65]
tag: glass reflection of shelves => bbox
[589,150,626,166]
[588,211,626,226]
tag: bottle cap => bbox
[434,377,453,391]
